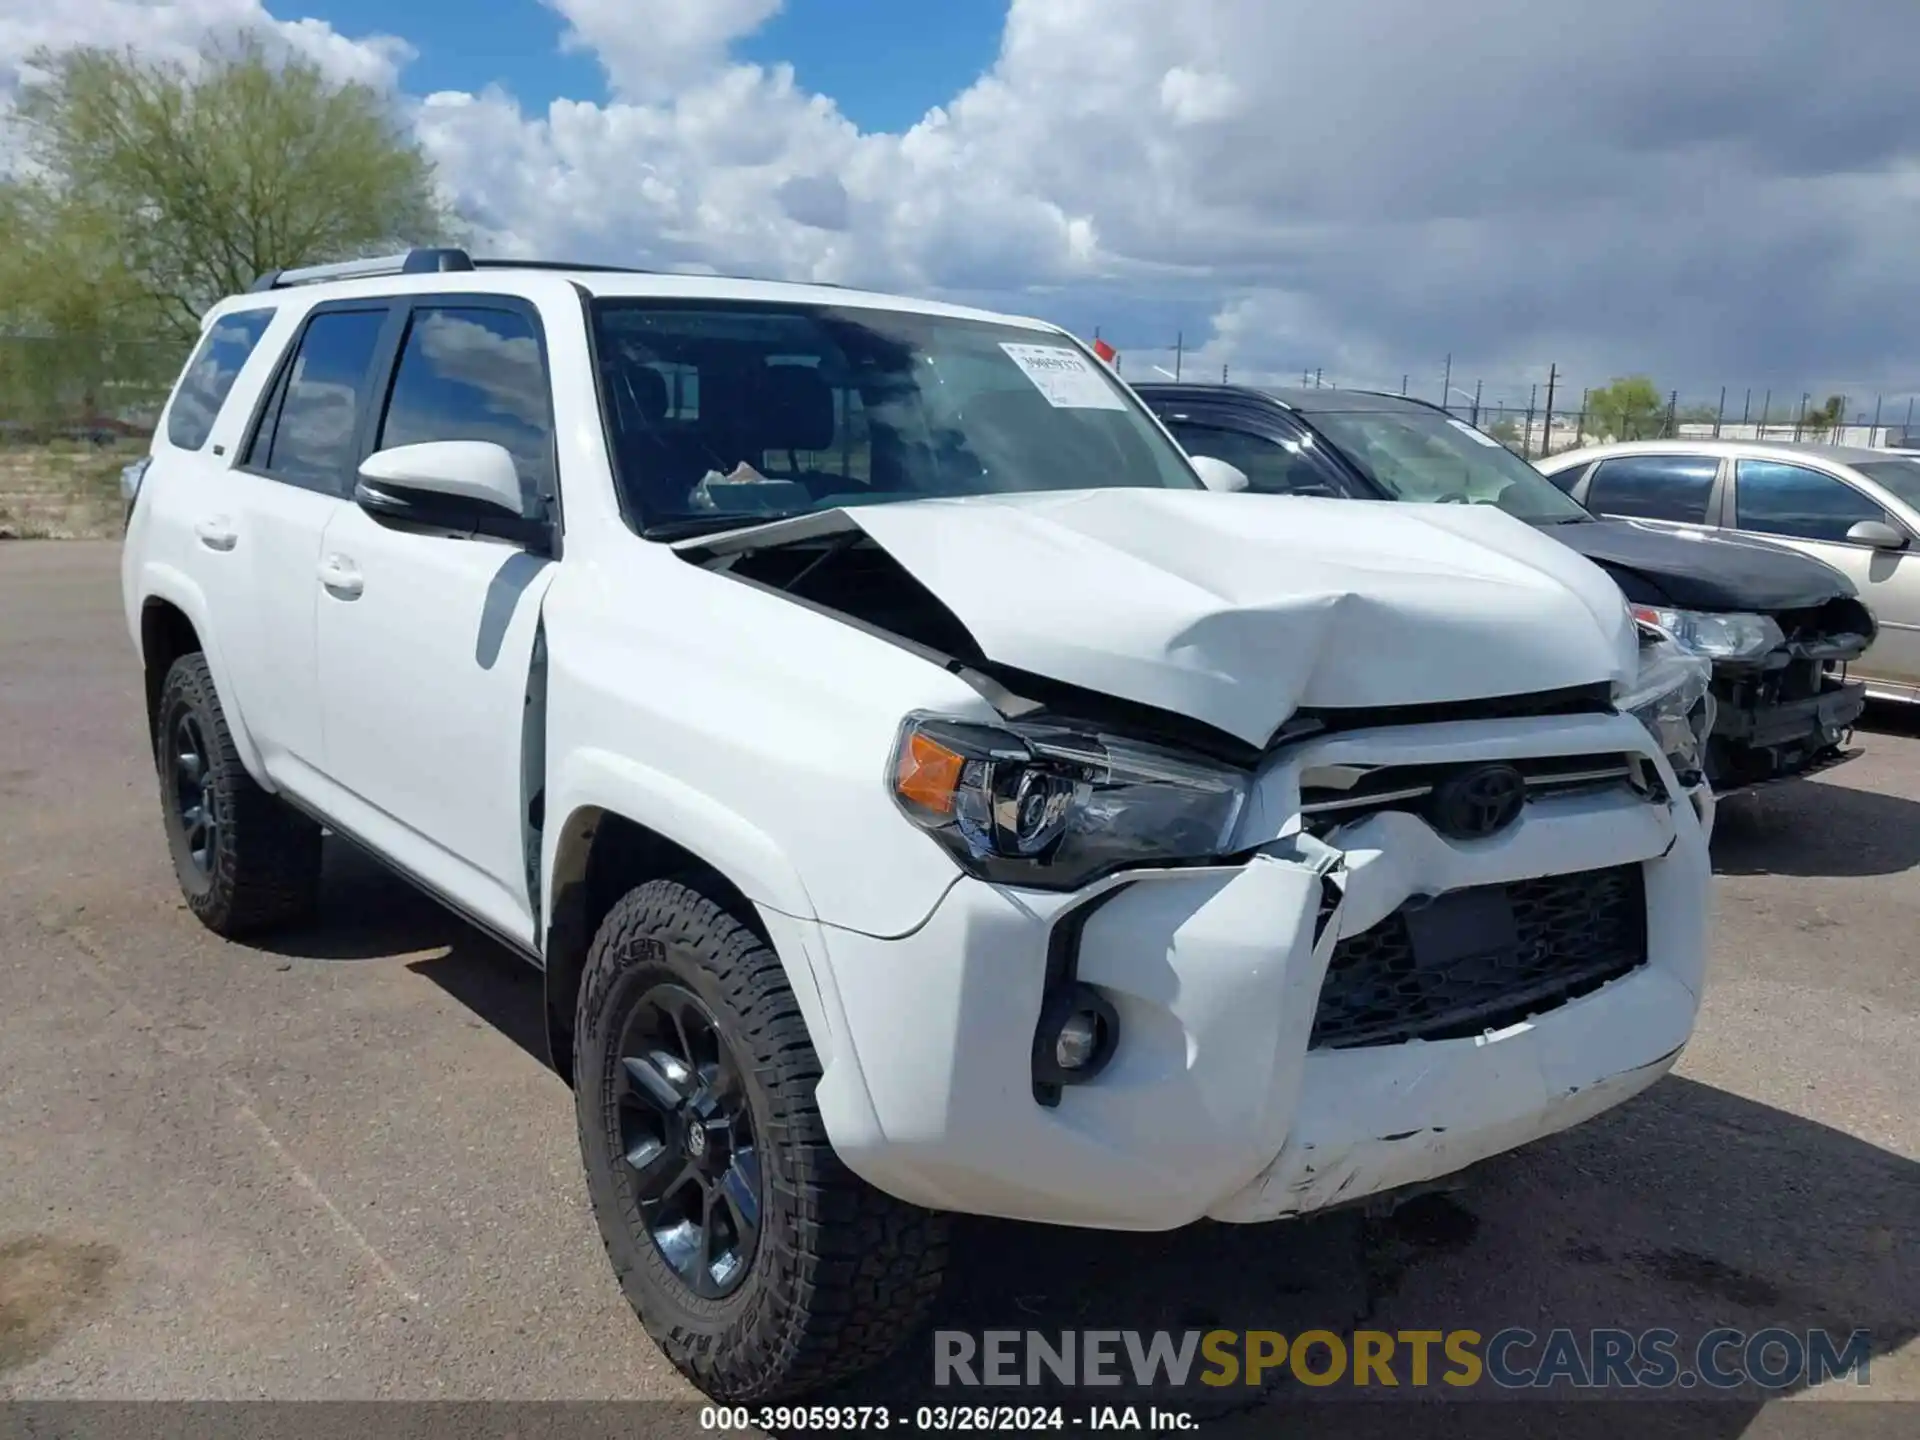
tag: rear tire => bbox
[154,653,321,937]
[575,878,948,1401]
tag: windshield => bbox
[1307,409,1592,523]
[589,300,1199,534]
[1854,459,1920,511]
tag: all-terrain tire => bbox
[154,653,321,937]
[576,878,949,1401]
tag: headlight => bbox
[1615,626,1714,784]
[889,713,1250,889]
[1629,605,1782,660]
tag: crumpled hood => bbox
[1549,517,1858,611]
[835,490,1640,747]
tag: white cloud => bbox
[0,1,410,95]
[541,0,781,100]
[10,0,1920,404]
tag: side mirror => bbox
[1846,519,1909,550]
[1189,455,1250,493]
[356,441,543,546]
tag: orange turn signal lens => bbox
[894,730,965,815]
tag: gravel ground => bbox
[1,540,1913,1431]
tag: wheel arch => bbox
[540,763,831,1087]
[133,568,268,780]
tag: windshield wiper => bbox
[642,511,815,541]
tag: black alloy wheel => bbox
[613,982,762,1299]
[167,704,221,880]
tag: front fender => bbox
[543,747,820,924]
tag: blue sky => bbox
[310,0,1005,132]
[11,0,1919,405]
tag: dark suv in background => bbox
[1135,384,1875,791]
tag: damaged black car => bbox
[1135,384,1875,791]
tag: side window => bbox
[377,306,555,512]
[1734,460,1889,543]
[1585,455,1719,524]
[1163,422,1346,497]
[246,308,389,494]
[166,309,275,451]
[1544,460,1590,494]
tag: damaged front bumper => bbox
[801,712,1711,1231]
[1708,669,1866,789]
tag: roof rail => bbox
[467,258,652,275]
[248,247,476,292]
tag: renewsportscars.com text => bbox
[934,1327,1873,1391]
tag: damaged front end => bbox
[1631,596,1875,790]
[702,502,1715,1229]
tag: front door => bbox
[312,299,561,948]
[1726,457,1920,692]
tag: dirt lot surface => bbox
[1,541,1914,1430]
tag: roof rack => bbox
[248,247,652,292]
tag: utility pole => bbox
[1173,331,1183,382]
[1712,385,1726,439]
[1401,374,1409,396]
[1794,393,1808,442]
[1314,367,1323,388]
[1873,394,1883,445]
[1221,364,1229,383]
[1523,383,1538,459]
[1741,388,1751,428]
[1302,368,1311,387]
[1760,389,1772,435]
[1541,363,1558,454]
[1442,353,1453,408]
[1471,379,1483,427]
[1666,390,1678,438]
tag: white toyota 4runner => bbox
[122,249,1716,1400]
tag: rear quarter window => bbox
[165,309,277,451]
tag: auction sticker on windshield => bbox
[1001,344,1130,410]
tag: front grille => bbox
[1309,864,1648,1050]
[1298,752,1649,834]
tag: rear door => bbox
[220,301,396,784]
[1577,453,1723,534]
[1725,457,1920,691]
[312,296,561,948]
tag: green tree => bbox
[1585,376,1667,442]
[7,36,453,343]
[1487,418,1522,447]
[1802,394,1846,439]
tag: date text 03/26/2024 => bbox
[701,1407,1195,1432]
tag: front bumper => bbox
[1708,669,1866,788]
[800,713,1712,1231]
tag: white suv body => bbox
[121,251,1714,1400]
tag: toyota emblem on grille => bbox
[1428,763,1527,840]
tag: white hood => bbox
[842,490,1638,747]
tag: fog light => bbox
[1032,981,1121,1101]
[1055,1011,1102,1070]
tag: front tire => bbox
[575,878,948,1401]
[154,653,321,937]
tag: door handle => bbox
[317,553,364,600]
[194,517,238,551]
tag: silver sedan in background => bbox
[1538,440,1920,702]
